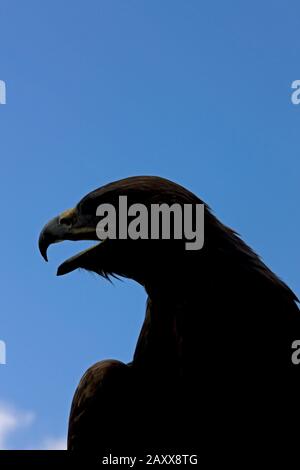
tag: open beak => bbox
[38,208,101,276]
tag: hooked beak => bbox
[38,208,100,275]
[39,215,69,262]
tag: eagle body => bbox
[39,176,299,458]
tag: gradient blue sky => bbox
[0,0,299,449]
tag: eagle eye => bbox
[59,210,77,227]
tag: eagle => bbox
[39,176,299,457]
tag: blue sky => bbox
[0,0,299,449]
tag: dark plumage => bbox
[39,176,299,457]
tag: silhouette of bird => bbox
[39,176,299,458]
